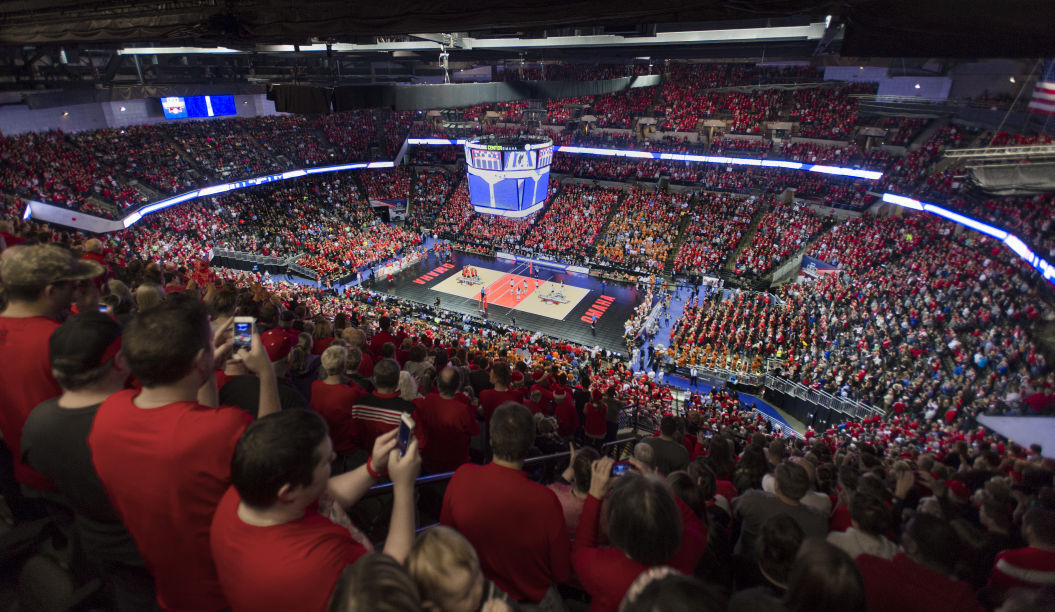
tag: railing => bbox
[676,364,764,388]
[764,373,884,420]
[352,435,641,543]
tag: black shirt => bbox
[21,398,145,565]
[219,374,308,418]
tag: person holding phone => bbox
[572,456,685,612]
[88,297,280,611]
[211,411,421,612]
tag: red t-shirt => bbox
[479,389,523,426]
[309,380,361,454]
[0,315,61,490]
[210,487,366,612]
[554,397,580,438]
[857,552,983,612]
[584,402,608,438]
[358,351,375,378]
[88,389,251,611]
[312,336,335,356]
[413,393,480,474]
[441,463,571,602]
[667,496,708,575]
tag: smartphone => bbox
[98,305,108,313]
[610,462,635,477]
[397,413,415,457]
[233,317,255,351]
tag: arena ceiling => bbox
[0,0,1049,92]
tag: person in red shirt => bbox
[369,315,398,359]
[553,389,580,439]
[342,328,374,378]
[584,390,608,448]
[574,456,685,612]
[441,402,571,607]
[89,297,280,611]
[0,244,103,517]
[211,409,421,612]
[310,345,361,466]
[350,358,422,460]
[856,514,984,612]
[478,361,522,427]
[413,367,480,474]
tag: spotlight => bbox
[120,106,126,112]
[1009,76,1016,83]
[62,111,69,117]
[914,83,921,89]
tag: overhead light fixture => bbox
[914,83,921,89]
[62,111,69,117]
[117,46,244,55]
[1009,76,1016,83]
[859,66,864,70]
[120,106,126,112]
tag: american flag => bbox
[1028,59,1055,116]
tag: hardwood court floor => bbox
[376,251,643,355]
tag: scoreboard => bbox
[464,137,553,217]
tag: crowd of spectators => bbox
[85,125,202,195]
[734,201,830,277]
[778,141,894,171]
[430,179,474,238]
[0,130,148,219]
[460,212,536,250]
[361,167,411,201]
[790,83,877,140]
[406,168,458,234]
[165,118,286,180]
[522,182,622,260]
[867,116,929,146]
[250,115,332,167]
[2,104,1055,609]
[4,214,1052,611]
[778,224,1051,423]
[674,194,761,276]
[593,187,688,272]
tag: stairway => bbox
[663,193,699,274]
[163,134,215,182]
[588,189,629,258]
[722,199,771,274]
[907,117,948,150]
[759,216,838,286]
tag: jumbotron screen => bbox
[464,136,553,217]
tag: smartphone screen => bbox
[98,305,108,312]
[234,321,252,350]
[611,462,634,477]
[397,413,415,457]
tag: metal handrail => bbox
[363,435,640,495]
[764,373,884,419]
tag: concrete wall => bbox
[0,93,279,136]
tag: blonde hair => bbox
[406,527,480,608]
[329,552,420,612]
[342,327,366,348]
[321,345,348,377]
[397,370,420,401]
[134,283,164,312]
